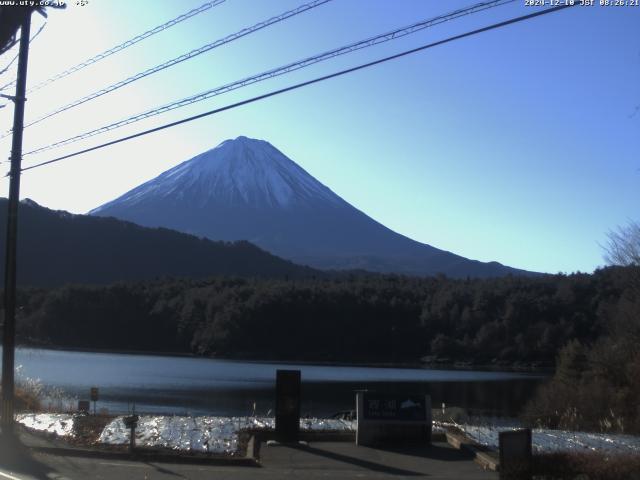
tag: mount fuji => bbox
[90,136,529,278]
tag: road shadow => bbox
[0,432,62,480]
[372,442,477,461]
[144,461,187,478]
[287,442,426,476]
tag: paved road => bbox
[259,441,497,479]
[1,436,497,479]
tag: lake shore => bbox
[13,343,553,373]
[14,347,545,418]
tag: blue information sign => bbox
[362,393,427,421]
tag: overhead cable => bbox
[20,3,576,173]
[0,21,46,79]
[4,0,332,138]
[1,0,226,94]
[22,0,515,156]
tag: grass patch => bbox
[69,414,115,445]
[15,386,41,411]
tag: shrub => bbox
[15,386,41,411]
[533,452,640,480]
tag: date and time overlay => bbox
[525,0,639,6]
[0,0,639,8]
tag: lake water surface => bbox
[13,348,545,417]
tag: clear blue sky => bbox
[0,0,638,274]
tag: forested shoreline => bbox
[3,265,639,432]
[7,266,636,366]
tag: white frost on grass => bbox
[98,416,356,455]
[456,423,640,454]
[300,418,356,431]
[16,413,75,437]
[19,412,637,457]
[432,423,446,434]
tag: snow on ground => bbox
[98,416,356,455]
[300,418,357,431]
[16,413,75,437]
[16,412,640,457]
[455,423,640,454]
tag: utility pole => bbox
[2,10,32,436]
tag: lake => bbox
[13,348,546,417]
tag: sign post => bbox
[123,414,139,453]
[356,392,432,446]
[90,387,99,415]
[77,400,90,413]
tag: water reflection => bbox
[14,348,546,416]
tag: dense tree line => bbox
[523,268,640,433]
[6,266,640,432]
[8,266,637,368]
[519,222,640,434]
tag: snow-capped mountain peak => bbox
[90,136,529,278]
[93,136,340,212]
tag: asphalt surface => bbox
[258,440,498,479]
[0,430,498,480]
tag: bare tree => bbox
[603,220,640,267]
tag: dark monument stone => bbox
[499,428,532,480]
[275,369,301,442]
[77,400,90,413]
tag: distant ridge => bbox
[0,198,317,287]
[91,136,535,278]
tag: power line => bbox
[20,3,576,174]
[0,38,21,82]
[0,22,47,112]
[1,0,226,94]
[22,0,515,157]
[4,0,332,137]
[0,49,20,79]
[0,21,46,78]
[0,38,18,57]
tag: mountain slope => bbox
[0,198,317,287]
[91,136,532,278]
